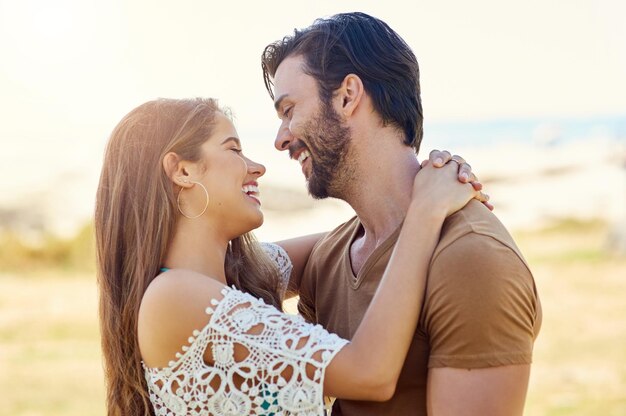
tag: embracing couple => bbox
[95,12,541,416]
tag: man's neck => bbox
[343,139,421,249]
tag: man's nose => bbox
[274,123,293,151]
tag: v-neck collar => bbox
[344,218,404,289]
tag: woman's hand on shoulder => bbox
[412,159,489,219]
[424,149,493,211]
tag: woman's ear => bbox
[338,74,364,118]
[162,152,193,188]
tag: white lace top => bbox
[143,243,348,416]
[260,242,293,298]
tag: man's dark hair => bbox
[262,12,423,151]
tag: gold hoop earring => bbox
[177,181,209,219]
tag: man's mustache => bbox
[288,141,309,160]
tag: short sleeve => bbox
[144,287,348,415]
[423,233,540,369]
[261,242,293,297]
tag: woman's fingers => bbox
[448,155,473,183]
[428,149,452,167]
[427,150,474,183]
[475,190,489,204]
[474,191,494,211]
[423,150,494,211]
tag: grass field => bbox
[1,220,625,415]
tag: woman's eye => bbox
[231,148,242,154]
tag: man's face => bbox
[272,55,353,199]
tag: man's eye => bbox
[283,107,292,118]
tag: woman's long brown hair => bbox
[95,98,282,415]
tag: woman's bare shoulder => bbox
[138,269,226,368]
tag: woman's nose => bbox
[247,158,266,177]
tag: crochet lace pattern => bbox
[260,242,292,297]
[143,244,348,415]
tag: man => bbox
[262,12,541,416]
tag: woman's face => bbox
[189,113,266,237]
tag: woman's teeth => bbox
[298,150,311,166]
[241,184,260,196]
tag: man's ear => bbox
[162,152,193,188]
[337,74,364,118]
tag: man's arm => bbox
[427,365,530,416]
[423,225,540,416]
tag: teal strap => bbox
[160,267,169,273]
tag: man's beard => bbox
[300,102,353,199]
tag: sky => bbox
[0,0,624,235]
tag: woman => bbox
[95,97,488,415]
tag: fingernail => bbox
[461,172,469,181]
[435,158,443,165]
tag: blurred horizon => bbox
[1,113,624,241]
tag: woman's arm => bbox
[272,150,490,298]
[322,162,486,400]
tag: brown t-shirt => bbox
[298,200,542,416]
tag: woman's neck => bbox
[162,218,229,284]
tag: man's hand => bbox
[424,149,494,211]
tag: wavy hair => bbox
[95,98,282,415]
